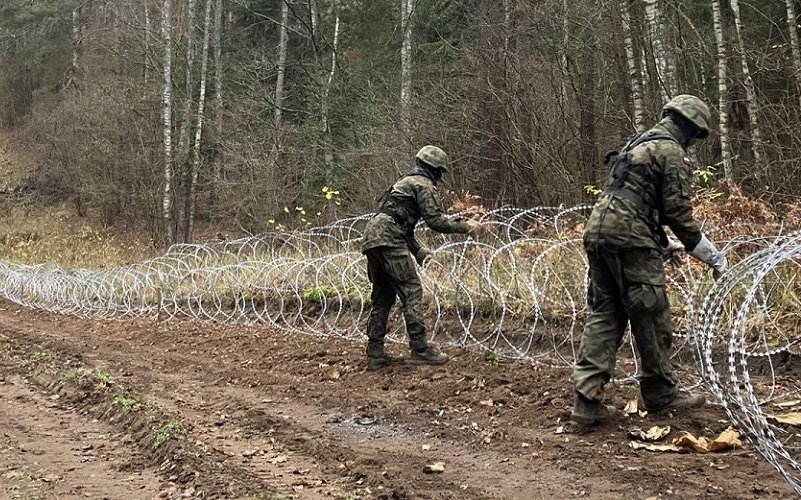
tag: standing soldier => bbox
[572,95,728,424]
[361,145,481,371]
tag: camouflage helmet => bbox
[415,145,449,172]
[663,94,711,139]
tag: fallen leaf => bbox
[772,400,801,408]
[627,425,671,442]
[630,427,741,454]
[423,462,446,473]
[629,441,683,452]
[623,399,638,415]
[769,413,801,426]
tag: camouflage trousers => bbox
[573,246,677,408]
[365,247,428,357]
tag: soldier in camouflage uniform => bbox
[361,145,481,371]
[571,95,728,425]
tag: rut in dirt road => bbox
[0,372,162,499]
[0,301,794,499]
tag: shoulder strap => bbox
[623,131,677,153]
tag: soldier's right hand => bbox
[466,219,482,237]
[689,234,727,280]
[711,252,728,280]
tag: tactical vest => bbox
[375,170,435,231]
[601,131,679,246]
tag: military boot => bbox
[367,354,399,371]
[644,390,705,412]
[410,347,448,366]
[366,342,398,371]
[571,393,618,425]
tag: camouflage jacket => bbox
[361,166,470,254]
[583,119,703,253]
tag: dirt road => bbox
[0,300,793,499]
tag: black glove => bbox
[415,247,432,266]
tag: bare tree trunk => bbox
[321,9,340,134]
[310,0,319,46]
[619,0,646,132]
[162,0,175,245]
[560,0,569,106]
[729,0,763,166]
[177,0,198,170]
[643,0,676,101]
[185,0,213,242]
[578,27,598,185]
[400,0,413,139]
[174,0,198,239]
[209,0,223,221]
[67,6,81,89]
[712,0,733,180]
[786,0,801,109]
[144,2,151,85]
[274,0,289,131]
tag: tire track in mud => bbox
[0,372,161,500]
[0,301,795,499]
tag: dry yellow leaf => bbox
[769,413,801,426]
[630,427,741,454]
[424,462,446,473]
[623,399,639,415]
[629,441,682,452]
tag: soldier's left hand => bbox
[661,237,684,265]
[415,247,432,266]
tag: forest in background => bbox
[0,0,798,245]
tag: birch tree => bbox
[185,0,213,242]
[560,0,569,107]
[209,0,223,220]
[320,5,340,134]
[619,0,646,132]
[712,0,733,180]
[144,2,151,85]
[400,0,413,139]
[274,0,289,131]
[785,0,801,108]
[643,0,676,101]
[162,0,175,244]
[176,0,198,171]
[67,5,81,89]
[729,0,763,166]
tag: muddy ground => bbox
[0,300,794,499]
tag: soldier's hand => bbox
[415,247,432,266]
[690,234,727,280]
[661,237,684,265]
[466,219,482,237]
[711,252,728,280]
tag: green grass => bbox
[113,394,139,409]
[153,420,184,449]
[484,350,503,365]
[63,367,114,386]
